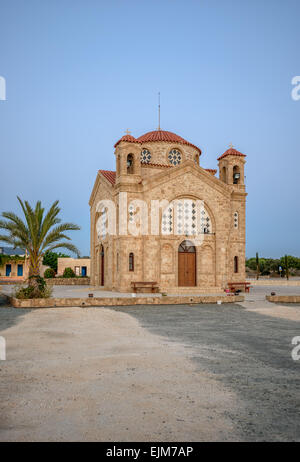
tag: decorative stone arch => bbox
[200,245,214,274]
[161,243,174,274]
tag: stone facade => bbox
[57,258,90,277]
[89,130,247,292]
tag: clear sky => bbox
[0,0,299,257]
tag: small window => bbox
[129,253,134,271]
[234,212,239,229]
[221,166,227,182]
[234,256,239,273]
[127,154,134,174]
[75,266,80,276]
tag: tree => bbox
[43,251,70,272]
[0,197,80,280]
[284,254,290,280]
[256,252,260,280]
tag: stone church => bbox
[89,128,246,292]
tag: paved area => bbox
[2,282,300,299]
[0,285,300,441]
[112,303,300,441]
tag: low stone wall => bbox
[266,295,300,303]
[248,279,300,286]
[8,294,244,309]
[46,278,90,285]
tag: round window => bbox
[168,149,182,165]
[140,149,151,164]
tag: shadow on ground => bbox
[0,296,32,331]
[111,303,300,441]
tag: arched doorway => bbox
[100,245,104,286]
[178,240,196,287]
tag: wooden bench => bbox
[131,281,159,293]
[227,282,251,293]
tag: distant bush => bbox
[63,267,75,278]
[44,268,56,279]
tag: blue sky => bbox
[0,0,299,257]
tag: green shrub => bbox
[63,267,75,278]
[15,276,52,299]
[44,268,56,278]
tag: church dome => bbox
[217,147,246,161]
[114,134,137,148]
[137,130,201,154]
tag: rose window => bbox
[140,149,151,164]
[168,149,182,165]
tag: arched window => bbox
[127,154,134,174]
[162,199,212,236]
[221,166,227,183]
[234,256,239,273]
[233,166,240,184]
[194,154,199,165]
[117,155,120,176]
[129,252,134,271]
[116,253,119,272]
[178,240,196,253]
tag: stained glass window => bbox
[140,149,151,164]
[168,149,182,165]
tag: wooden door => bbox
[178,252,196,286]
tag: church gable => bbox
[142,160,231,200]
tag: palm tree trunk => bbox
[28,253,41,280]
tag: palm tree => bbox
[0,197,80,278]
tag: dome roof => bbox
[217,147,246,161]
[137,130,201,154]
[114,134,137,148]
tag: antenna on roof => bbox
[157,92,161,130]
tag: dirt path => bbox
[0,305,239,442]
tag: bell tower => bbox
[114,132,141,186]
[218,145,246,187]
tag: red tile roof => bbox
[205,168,217,175]
[217,148,246,161]
[99,170,116,185]
[114,134,137,148]
[114,129,201,154]
[141,162,172,168]
[137,130,201,154]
